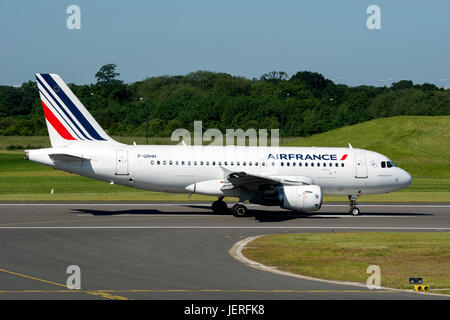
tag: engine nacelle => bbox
[185,179,239,197]
[279,185,323,212]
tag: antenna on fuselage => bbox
[348,143,353,149]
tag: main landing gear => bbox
[211,198,249,217]
[348,195,360,216]
[231,203,248,217]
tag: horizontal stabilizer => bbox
[48,153,90,162]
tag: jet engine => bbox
[278,185,323,212]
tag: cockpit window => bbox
[381,160,396,168]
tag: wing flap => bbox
[220,166,312,191]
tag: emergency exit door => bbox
[355,153,368,178]
[116,150,129,175]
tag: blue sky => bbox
[1,0,449,86]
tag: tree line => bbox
[0,64,449,137]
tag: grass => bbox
[0,116,448,202]
[0,135,176,150]
[284,116,450,179]
[0,151,215,201]
[242,232,450,292]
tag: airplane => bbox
[26,73,413,217]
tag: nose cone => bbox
[397,169,412,189]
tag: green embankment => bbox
[0,116,448,202]
[285,115,450,179]
[242,232,450,293]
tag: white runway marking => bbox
[76,214,217,217]
[73,213,424,218]
[0,203,449,208]
[0,226,448,230]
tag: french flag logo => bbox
[340,154,348,160]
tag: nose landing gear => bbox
[348,195,360,216]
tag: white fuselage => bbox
[27,143,412,200]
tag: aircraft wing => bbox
[220,166,312,191]
[225,171,278,189]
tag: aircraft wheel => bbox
[232,203,248,217]
[211,200,228,214]
[350,207,360,216]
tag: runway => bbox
[0,202,449,300]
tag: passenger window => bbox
[341,163,344,167]
[299,163,302,167]
[169,161,173,165]
[317,163,320,167]
[206,161,209,165]
[305,163,308,167]
[212,161,215,165]
[182,161,185,165]
[157,161,160,165]
[224,161,228,165]
[151,160,154,165]
[293,163,296,167]
[163,161,167,165]
[335,163,338,167]
[311,163,314,167]
[243,162,246,166]
[287,162,290,167]
[281,162,284,166]
[194,161,197,165]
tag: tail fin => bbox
[35,73,117,147]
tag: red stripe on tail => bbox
[41,100,76,140]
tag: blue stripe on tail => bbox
[36,76,89,140]
[41,74,106,141]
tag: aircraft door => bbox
[116,150,129,175]
[355,153,368,178]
